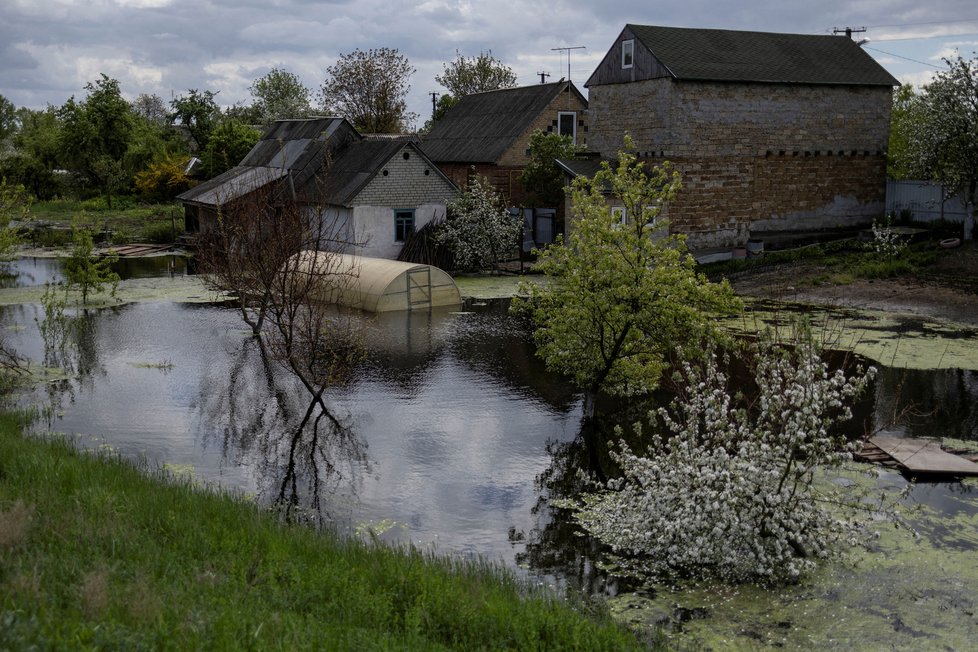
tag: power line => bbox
[863,46,943,68]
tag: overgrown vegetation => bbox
[0,412,644,650]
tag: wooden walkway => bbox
[856,436,978,478]
[104,244,174,257]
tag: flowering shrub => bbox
[437,176,522,272]
[871,214,907,259]
[572,329,876,585]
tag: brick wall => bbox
[588,79,892,247]
[352,145,457,207]
[497,90,589,167]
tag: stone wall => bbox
[588,78,892,247]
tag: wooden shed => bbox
[292,252,461,313]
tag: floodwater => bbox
[3,254,978,610]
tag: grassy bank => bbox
[0,413,645,650]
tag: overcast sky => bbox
[2,0,977,128]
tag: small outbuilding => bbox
[293,252,461,313]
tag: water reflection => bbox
[3,289,978,589]
[0,254,191,288]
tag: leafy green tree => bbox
[436,176,522,272]
[250,67,312,125]
[886,85,922,180]
[318,48,417,133]
[1,107,63,199]
[170,89,221,151]
[57,74,136,207]
[436,50,518,97]
[899,55,978,239]
[424,51,517,130]
[0,94,16,148]
[518,130,584,208]
[202,118,261,177]
[63,225,119,305]
[515,140,738,409]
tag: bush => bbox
[571,327,876,585]
[134,155,196,202]
[140,220,178,244]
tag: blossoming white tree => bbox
[437,175,522,273]
[572,327,876,585]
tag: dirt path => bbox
[728,240,978,327]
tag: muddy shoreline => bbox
[727,240,978,328]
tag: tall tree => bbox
[131,93,169,125]
[170,89,221,151]
[318,48,417,133]
[0,107,63,199]
[251,67,312,125]
[886,84,922,180]
[436,50,517,97]
[515,139,738,413]
[201,118,261,177]
[900,55,978,239]
[425,51,517,129]
[0,94,16,148]
[518,130,584,208]
[57,74,135,207]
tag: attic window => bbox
[558,111,576,143]
[403,152,410,160]
[622,40,634,69]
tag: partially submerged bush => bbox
[572,328,877,585]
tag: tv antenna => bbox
[551,46,585,81]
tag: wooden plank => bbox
[869,436,978,476]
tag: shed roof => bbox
[587,25,899,87]
[293,252,461,313]
[178,117,358,207]
[421,81,586,164]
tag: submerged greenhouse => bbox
[292,252,461,313]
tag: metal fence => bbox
[886,180,970,222]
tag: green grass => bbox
[704,237,941,284]
[28,199,183,245]
[0,412,645,651]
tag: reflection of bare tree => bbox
[196,155,368,525]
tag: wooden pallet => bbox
[856,436,978,478]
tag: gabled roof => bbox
[421,81,586,164]
[317,138,453,206]
[587,25,899,87]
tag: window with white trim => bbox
[611,206,627,224]
[557,111,576,143]
[622,40,634,69]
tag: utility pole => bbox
[833,26,866,39]
[537,71,551,84]
[551,46,586,81]
[429,92,438,117]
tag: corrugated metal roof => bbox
[178,165,288,206]
[626,25,899,86]
[421,81,586,164]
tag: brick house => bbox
[583,25,900,248]
[179,117,457,260]
[421,80,587,244]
